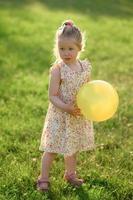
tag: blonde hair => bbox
[53,20,85,64]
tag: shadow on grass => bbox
[60,184,90,200]
[0,0,133,19]
[1,175,133,200]
[85,176,133,200]
[0,0,133,76]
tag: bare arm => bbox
[48,65,82,116]
[48,65,69,112]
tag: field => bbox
[0,0,133,199]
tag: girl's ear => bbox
[78,44,82,51]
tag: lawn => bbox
[0,0,133,199]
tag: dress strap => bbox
[78,60,84,72]
[81,59,92,73]
[60,61,67,80]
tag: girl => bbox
[37,20,95,192]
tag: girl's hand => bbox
[66,103,83,117]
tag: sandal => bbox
[36,177,50,192]
[63,171,84,187]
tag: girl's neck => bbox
[63,59,79,67]
[63,59,83,72]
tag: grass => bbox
[0,0,133,199]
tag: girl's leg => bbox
[40,152,56,179]
[37,152,56,191]
[64,153,77,174]
[64,153,84,186]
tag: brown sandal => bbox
[36,177,50,192]
[64,171,84,187]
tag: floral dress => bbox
[39,60,95,156]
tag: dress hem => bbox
[39,145,95,156]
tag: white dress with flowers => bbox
[39,60,95,156]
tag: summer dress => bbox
[39,60,95,156]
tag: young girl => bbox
[37,20,95,192]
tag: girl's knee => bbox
[64,152,77,159]
[46,152,57,157]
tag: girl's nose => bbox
[65,51,71,57]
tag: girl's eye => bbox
[69,48,73,50]
[60,48,64,50]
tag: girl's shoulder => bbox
[49,62,62,74]
[80,59,92,72]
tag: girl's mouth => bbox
[65,58,71,60]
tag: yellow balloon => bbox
[76,80,119,122]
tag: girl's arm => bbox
[48,66,68,112]
[48,65,81,116]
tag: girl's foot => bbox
[63,171,84,187]
[36,176,50,192]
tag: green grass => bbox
[0,0,133,199]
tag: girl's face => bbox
[58,37,80,64]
